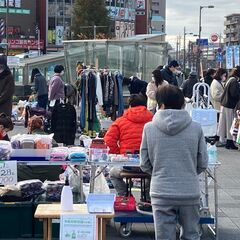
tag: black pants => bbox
[37,94,48,109]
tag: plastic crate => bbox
[87,193,115,213]
[0,201,34,238]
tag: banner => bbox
[234,45,240,67]
[55,26,64,46]
[226,46,234,69]
[60,214,97,240]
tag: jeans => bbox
[152,204,200,240]
[110,167,150,200]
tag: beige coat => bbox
[146,80,168,111]
[210,79,224,111]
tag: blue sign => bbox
[216,53,223,62]
[196,38,209,46]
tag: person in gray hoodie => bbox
[140,85,208,240]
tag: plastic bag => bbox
[64,166,81,193]
[93,167,110,194]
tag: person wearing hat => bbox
[181,71,198,99]
[0,55,15,116]
[160,60,179,86]
[48,65,65,107]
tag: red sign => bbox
[210,34,219,42]
[8,39,44,49]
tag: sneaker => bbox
[137,201,152,212]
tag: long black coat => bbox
[0,69,15,116]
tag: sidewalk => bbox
[9,126,240,239]
[105,148,240,240]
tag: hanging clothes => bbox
[115,72,124,117]
[51,102,77,145]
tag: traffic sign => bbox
[196,38,209,46]
[210,33,219,42]
[216,53,223,62]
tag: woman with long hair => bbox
[218,66,240,149]
[146,69,168,113]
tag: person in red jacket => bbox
[104,94,153,197]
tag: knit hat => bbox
[189,71,197,76]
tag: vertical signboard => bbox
[55,26,64,46]
[226,46,234,69]
[234,45,240,67]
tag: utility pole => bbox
[5,0,9,55]
[183,27,193,73]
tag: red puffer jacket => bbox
[104,106,153,154]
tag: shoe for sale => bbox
[137,201,152,212]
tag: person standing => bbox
[160,60,179,86]
[0,55,15,116]
[104,94,153,197]
[140,85,208,240]
[218,66,240,150]
[203,68,216,86]
[181,71,198,98]
[48,65,65,107]
[31,68,48,109]
[146,69,168,113]
[210,68,227,111]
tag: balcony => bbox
[224,28,238,34]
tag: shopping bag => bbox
[237,125,240,145]
[191,108,217,136]
[230,118,240,141]
[114,196,136,211]
[93,167,110,193]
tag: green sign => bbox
[0,8,30,14]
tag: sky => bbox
[165,0,239,47]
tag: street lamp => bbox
[197,5,215,77]
[183,27,193,73]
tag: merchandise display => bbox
[43,181,65,201]
[0,140,12,160]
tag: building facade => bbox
[150,0,165,34]
[224,13,240,45]
[0,0,45,55]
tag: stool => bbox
[120,170,150,202]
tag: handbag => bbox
[114,195,136,211]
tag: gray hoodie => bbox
[140,109,208,205]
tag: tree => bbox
[72,0,111,39]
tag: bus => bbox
[12,52,65,98]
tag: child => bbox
[0,113,14,141]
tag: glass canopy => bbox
[63,34,168,83]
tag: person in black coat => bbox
[123,76,148,97]
[181,71,198,98]
[161,60,179,86]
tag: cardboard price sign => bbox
[0,161,17,185]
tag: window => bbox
[153,10,159,14]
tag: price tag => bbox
[60,214,97,240]
[0,161,17,185]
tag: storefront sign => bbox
[0,161,17,185]
[226,46,234,69]
[60,214,97,240]
[0,8,29,14]
[136,0,145,10]
[8,39,44,50]
[106,6,136,21]
[0,0,21,7]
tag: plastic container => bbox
[86,193,115,213]
[207,143,217,164]
[60,175,73,212]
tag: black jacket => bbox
[161,67,178,86]
[51,103,77,145]
[221,77,240,109]
[128,77,147,96]
[182,76,198,98]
